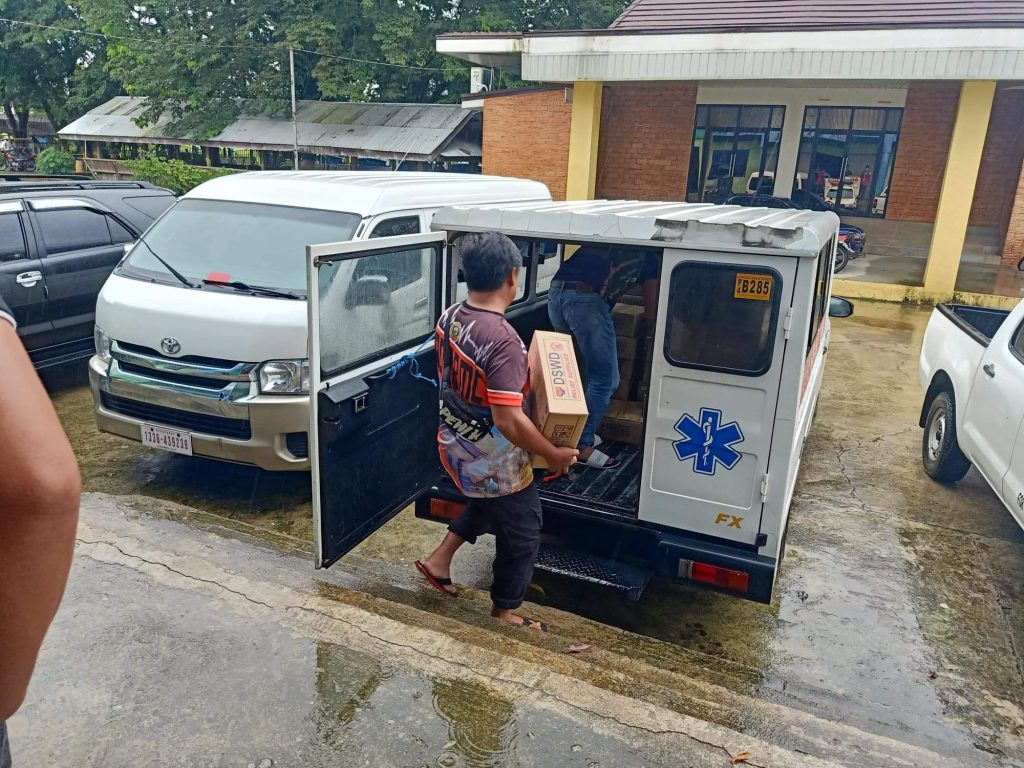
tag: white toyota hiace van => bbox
[89,172,552,470]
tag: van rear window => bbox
[664,262,781,376]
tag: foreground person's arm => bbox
[492,405,578,474]
[0,322,81,721]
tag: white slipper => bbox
[592,435,603,448]
[582,447,620,469]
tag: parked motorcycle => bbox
[0,147,36,172]
[834,239,852,274]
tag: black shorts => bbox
[449,483,542,610]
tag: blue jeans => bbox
[1,721,10,768]
[547,282,619,448]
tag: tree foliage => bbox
[75,0,630,138]
[35,146,76,174]
[0,0,116,137]
[122,151,234,194]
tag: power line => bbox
[0,16,461,73]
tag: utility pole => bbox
[289,47,299,171]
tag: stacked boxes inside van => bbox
[600,303,648,445]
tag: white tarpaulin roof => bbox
[59,96,481,161]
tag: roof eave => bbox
[436,34,523,74]
[439,26,1024,83]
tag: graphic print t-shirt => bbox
[435,303,533,498]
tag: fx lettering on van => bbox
[307,200,853,604]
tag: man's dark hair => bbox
[459,232,523,292]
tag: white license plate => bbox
[141,424,193,456]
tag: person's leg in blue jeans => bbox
[547,287,619,464]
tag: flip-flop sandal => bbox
[582,447,621,470]
[415,559,457,597]
[520,617,549,632]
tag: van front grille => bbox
[118,361,230,390]
[101,393,252,440]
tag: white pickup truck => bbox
[919,299,1024,528]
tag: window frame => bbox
[33,206,121,255]
[355,215,425,291]
[0,211,29,262]
[807,240,834,355]
[317,238,444,381]
[447,233,535,308]
[1010,321,1024,366]
[663,260,783,378]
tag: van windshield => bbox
[117,199,361,295]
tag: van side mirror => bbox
[829,296,854,318]
[346,274,391,308]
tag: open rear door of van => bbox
[308,232,447,568]
[640,247,795,555]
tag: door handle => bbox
[414,296,428,309]
[16,270,41,288]
[983,363,996,378]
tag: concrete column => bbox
[565,82,603,201]
[922,80,997,298]
[771,97,804,200]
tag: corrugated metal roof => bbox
[58,97,480,161]
[611,0,1024,32]
[432,199,839,255]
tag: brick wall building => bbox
[595,84,698,201]
[475,78,1024,274]
[884,83,961,223]
[480,86,572,201]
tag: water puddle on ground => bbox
[307,641,651,767]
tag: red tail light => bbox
[430,499,465,520]
[688,561,750,592]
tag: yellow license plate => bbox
[734,273,773,301]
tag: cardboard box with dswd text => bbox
[528,331,588,469]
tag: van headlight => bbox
[94,326,112,365]
[258,359,309,395]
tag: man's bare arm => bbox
[491,405,578,473]
[0,324,81,721]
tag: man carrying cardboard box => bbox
[417,232,578,632]
[548,245,659,468]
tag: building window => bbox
[795,106,903,219]
[686,105,786,205]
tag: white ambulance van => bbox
[307,201,851,604]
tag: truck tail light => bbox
[685,560,750,593]
[430,499,465,520]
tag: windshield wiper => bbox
[135,239,198,289]
[202,278,302,300]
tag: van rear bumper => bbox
[417,485,778,603]
[655,535,776,604]
[89,355,310,472]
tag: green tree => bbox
[76,0,629,138]
[0,0,115,136]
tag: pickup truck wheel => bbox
[922,392,971,483]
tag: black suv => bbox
[0,181,175,368]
